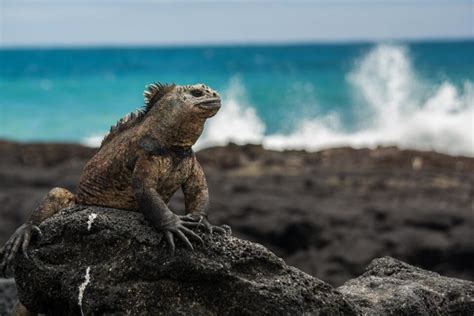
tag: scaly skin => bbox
[1,83,230,281]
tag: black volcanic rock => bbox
[338,257,474,315]
[9,205,474,315]
[14,206,356,315]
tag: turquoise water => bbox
[1,41,473,155]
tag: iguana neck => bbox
[139,114,206,148]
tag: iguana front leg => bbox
[132,154,203,254]
[181,158,230,235]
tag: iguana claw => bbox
[0,223,42,278]
[160,215,204,256]
[179,214,231,235]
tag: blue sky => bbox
[0,0,472,47]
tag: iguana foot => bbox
[180,214,232,235]
[160,214,204,256]
[0,223,42,277]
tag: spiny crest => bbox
[100,82,175,148]
[100,108,145,147]
[143,82,176,112]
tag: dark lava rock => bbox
[0,278,17,315]
[338,257,474,315]
[14,206,356,316]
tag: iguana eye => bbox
[190,89,203,97]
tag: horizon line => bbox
[1,36,473,50]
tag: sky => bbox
[0,0,473,47]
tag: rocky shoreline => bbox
[0,140,473,289]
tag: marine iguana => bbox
[0,83,229,278]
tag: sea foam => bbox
[202,44,473,156]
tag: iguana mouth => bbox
[195,98,221,110]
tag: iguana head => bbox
[142,83,221,147]
[145,83,221,119]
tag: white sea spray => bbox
[196,76,265,149]
[263,45,473,156]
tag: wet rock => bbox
[14,206,356,316]
[338,257,474,315]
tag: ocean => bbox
[1,41,473,155]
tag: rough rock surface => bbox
[338,257,474,315]
[1,141,473,286]
[0,278,17,315]
[14,206,356,315]
[10,205,474,315]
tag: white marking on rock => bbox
[78,266,91,316]
[87,213,98,231]
[412,156,423,171]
